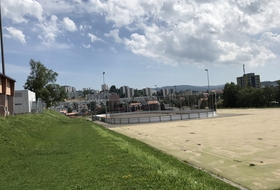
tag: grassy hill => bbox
[0,110,238,189]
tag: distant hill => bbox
[260,81,279,87]
[158,84,225,92]
[157,81,279,92]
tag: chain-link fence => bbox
[31,98,45,114]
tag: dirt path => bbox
[96,108,280,190]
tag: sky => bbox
[1,0,280,91]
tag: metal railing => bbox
[95,110,216,124]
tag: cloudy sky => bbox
[2,0,280,91]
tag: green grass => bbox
[0,110,238,189]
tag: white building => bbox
[14,90,36,114]
[162,88,169,98]
[142,87,152,96]
[101,84,108,91]
[62,85,76,92]
[120,86,134,98]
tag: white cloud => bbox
[259,32,280,45]
[96,0,280,67]
[37,15,60,46]
[62,17,77,32]
[79,25,84,31]
[37,15,77,46]
[88,33,104,43]
[2,0,43,23]
[109,47,117,53]
[5,27,26,44]
[35,0,78,15]
[83,44,91,49]
[3,0,280,68]
[79,24,92,31]
[104,29,122,43]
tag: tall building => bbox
[162,88,169,98]
[101,84,108,91]
[62,85,76,92]
[237,73,260,88]
[120,86,134,98]
[142,87,152,96]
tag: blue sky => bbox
[2,0,280,91]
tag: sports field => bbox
[102,108,280,190]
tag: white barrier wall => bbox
[14,90,36,114]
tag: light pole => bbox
[103,71,106,85]
[174,85,177,103]
[102,71,108,122]
[205,69,212,110]
[155,85,160,110]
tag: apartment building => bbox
[142,87,152,96]
[62,85,76,92]
[161,88,169,98]
[120,86,134,98]
[237,73,260,88]
[101,84,108,91]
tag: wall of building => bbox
[237,73,260,88]
[0,74,16,116]
[143,87,152,96]
[14,90,36,114]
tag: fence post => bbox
[188,113,190,119]
[128,118,130,124]
[198,112,200,118]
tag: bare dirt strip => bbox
[97,108,280,190]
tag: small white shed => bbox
[14,90,36,114]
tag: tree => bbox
[83,89,90,97]
[222,83,240,108]
[262,86,275,107]
[23,59,66,107]
[45,84,67,107]
[109,85,120,94]
[87,101,96,112]
[275,80,280,106]
[134,89,143,97]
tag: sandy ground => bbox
[96,108,280,190]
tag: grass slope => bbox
[0,110,238,189]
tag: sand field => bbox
[97,108,280,190]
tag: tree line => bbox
[221,82,280,108]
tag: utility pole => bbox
[0,1,5,75]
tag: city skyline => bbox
[1,0,280,91]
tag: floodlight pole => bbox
[102,72,107,122]
[174,85,177,101]
[0,1,5,75]
[205,69,212,110]
[103,71,106,85]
